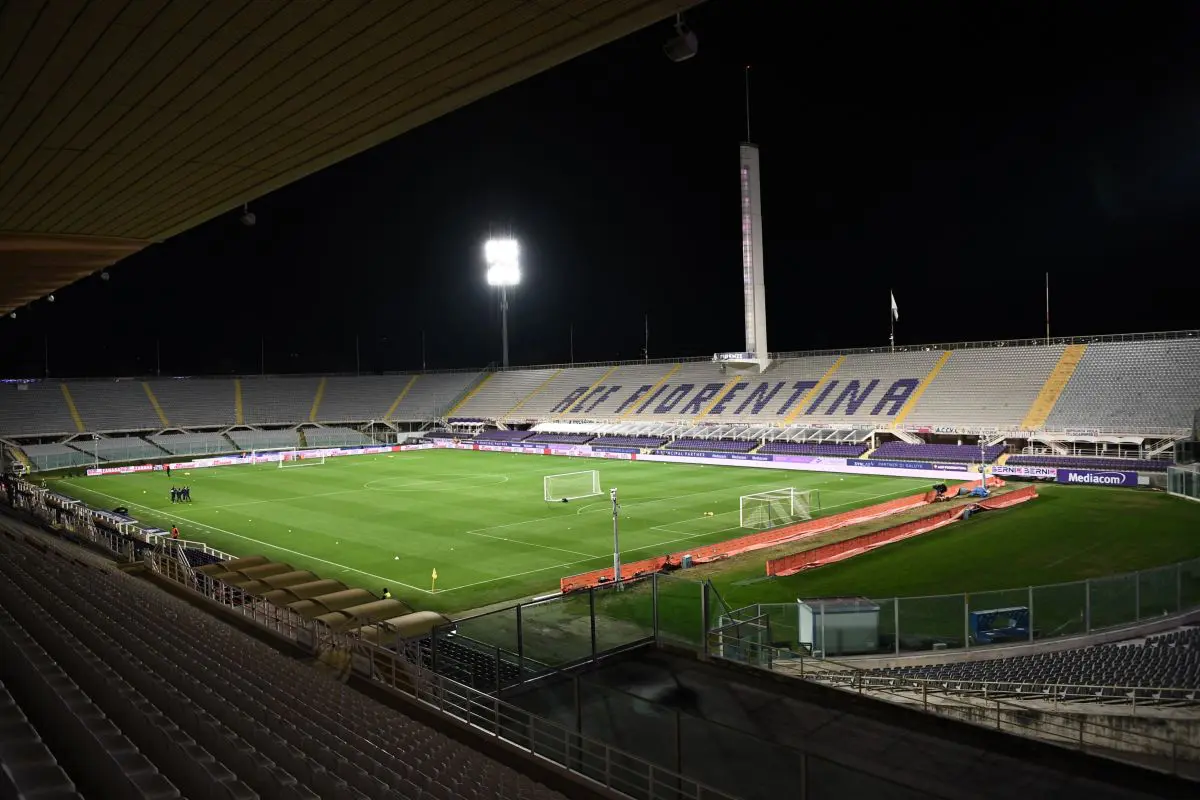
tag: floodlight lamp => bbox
[485,238,521,286]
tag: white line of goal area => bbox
[60,482,436,595]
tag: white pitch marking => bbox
[59,482,434,594]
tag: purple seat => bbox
[871,442,1005,463]
[592,436,669,448]
[473,429,534,442]
[525,433,595,444]
[1008,455,1168,472]
[757,441,869,457]
[666,438,757,453]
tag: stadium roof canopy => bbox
[0,0,693,316]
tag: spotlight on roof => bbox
[100,271,110,281]
[240,203,256,227]
[47,294,55,303]
[663,14,697,62]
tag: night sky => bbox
[3,2,1200,379]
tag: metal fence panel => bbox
[895,593,967,651]
[1030,581,1088,640]
[1087,573,1139,631]
[1137,564,1180,621]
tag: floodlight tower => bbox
[485,238,520,368]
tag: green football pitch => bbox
[49,449,936,614]
[48,451,1200,628]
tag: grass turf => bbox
[49,449,934,615]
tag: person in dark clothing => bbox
[169,487,178,503]
[165,464,171,478]
[182,486,191,503]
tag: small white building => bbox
[798,597,880,656]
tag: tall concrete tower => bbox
[739,142,768,363]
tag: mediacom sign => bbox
[1056,469,1138,486]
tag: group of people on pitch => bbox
[169,486,193,503]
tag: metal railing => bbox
[709,640,1200,778]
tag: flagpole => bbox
[889,291,895,352]
[1045,272,1050,345]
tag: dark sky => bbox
[4,1,1200,378]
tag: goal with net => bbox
[278,448,324,469]
[739,488,819,529]
[544,470,601,502]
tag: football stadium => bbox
[3,5,1200,800]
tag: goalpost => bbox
[739,488,819,529]
[278,448,324,469]
[544,470,601,502]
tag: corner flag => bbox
[890,291,899,321]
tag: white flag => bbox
[890,291,899,321]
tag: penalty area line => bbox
[59,481,434,595]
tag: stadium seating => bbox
[862,628,1200,700]
[304,428,373,447]
[148,379,234,428]
[871,442,1005,463]
[902,345,1065,430]
[1008,455,1171,473]
[1,336,1196,440]
[474,430,533,442]
[664,438,757,453]
[318,375,412,422]
[20,443,94,471]
[1046,340,1200,432]
[0,529,566,800]
[757,441,869,457]
[148,432,233,456]
[590,435,669,448]
[241,377,321,425]
[524,433,595,444]
[68,381,160,431]
[451,369,561,420]
[88,437,168,463]
[227,430,299,451]
[0,382,76,437]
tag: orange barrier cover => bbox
[764,484,1037,576]
[558,476,1007,593]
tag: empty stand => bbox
[1009,455,1170,473]
[0,529,567,800]
[862,627,1200,701]
[148,379,233,428]
[305,428,373,447]
[20,443,94,471]
[871,442,1004,463]
[0,382,76,437]
[451,369,561,420]
[758,441,868,457]
[1046,340,1200,432]
[902,346,1066,430]
[67,382,160,432]
[664,438,757,453]
[148,432,233,456]
[240,378,321,426]
[227,430,299,451]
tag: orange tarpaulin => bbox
[558,476,1006,594]
[765,484,1037,576]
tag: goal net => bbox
[739,488,819,529]
[279,448,324,469]
[544,470,601,502]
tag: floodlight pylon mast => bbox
[500,285,510,368]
